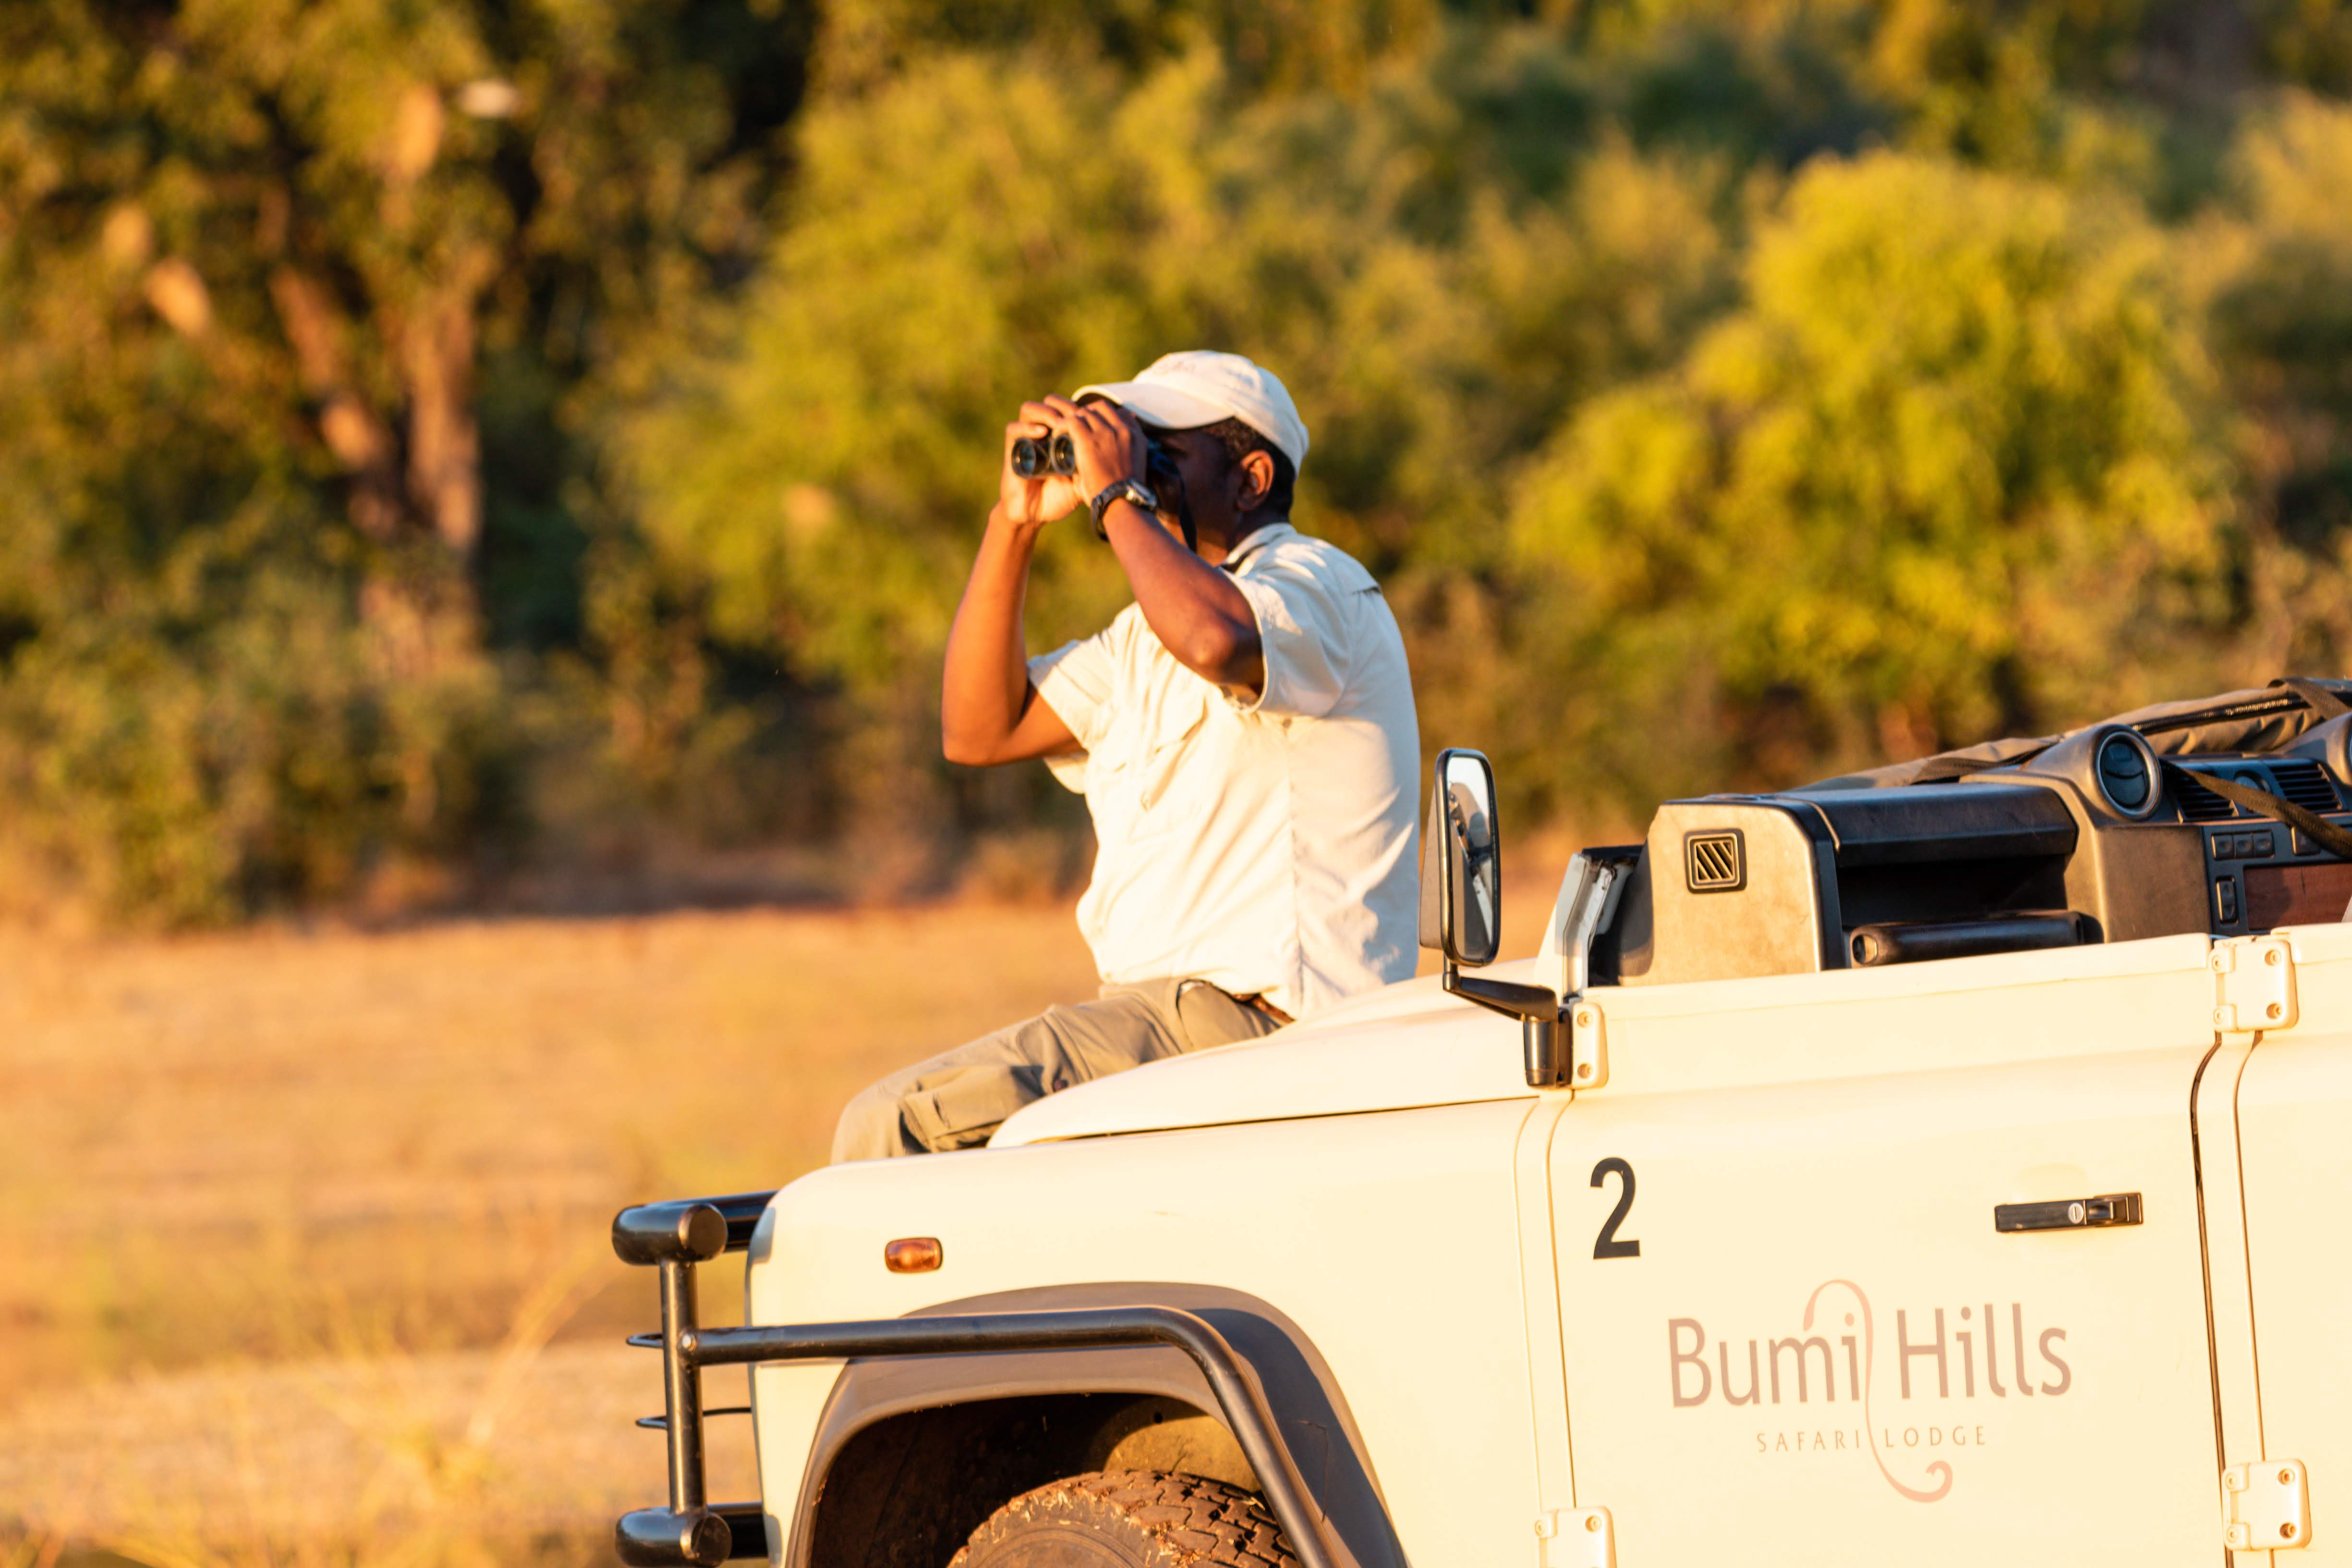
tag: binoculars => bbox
[1008,425,1188,545]
[1010,433,1078,479]
[1011,425,1195,550]
[1012,429,1179,486]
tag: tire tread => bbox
[949,1469,1300,1568]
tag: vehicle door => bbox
[2223,921,2352,1566]
[1545,936,2226,1566]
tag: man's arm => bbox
[1099,499,1264,698]
[1030,396,1264,699]
[940,429,1086,766]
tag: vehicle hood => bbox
[988,964,1538,1147]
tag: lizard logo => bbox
[1803,1279,1949,1502]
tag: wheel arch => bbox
[787,1283,1403,1568]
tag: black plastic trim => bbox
[712,1308,1342,1568]
[788,1282,1401,1568]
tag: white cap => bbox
[1076,351,1309,470]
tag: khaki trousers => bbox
[829,978,1284,1162]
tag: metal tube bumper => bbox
[613,1195,771,1568]
[608,1194,1346,1568]
[615,1503,757,1566]
[613,1191,774,1266]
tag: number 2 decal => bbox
[1591,1156,1641,1259]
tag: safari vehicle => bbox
[608,680,2352,1568]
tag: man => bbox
[831,351,1420,1161]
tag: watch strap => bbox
[1090,478,1157,538]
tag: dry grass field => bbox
[1,850,1572,1568]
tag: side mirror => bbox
[1420,748,1502,967]
[1421,745,1581,1089]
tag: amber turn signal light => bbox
[884,1237,943,1274]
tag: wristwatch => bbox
[1089,477,1159,539]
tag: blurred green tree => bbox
[0,0,808,917]
[817,0,1440,93]
[1512,151,2234,801]
[2200,93,2352,673]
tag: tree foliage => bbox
[9,0,2352,919]
[1512,152,2231,795]
[0,0,805,917]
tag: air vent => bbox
[1684,830,1746,892]
[2095,731,2155,815]
[2174,771,2236,823]
[2270,760,2340,813]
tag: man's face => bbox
[1146,425,1248,554]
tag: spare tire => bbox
[949,1469,1299,1568]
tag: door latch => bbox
[2224,1459,2312,1551]
[1535,1507,1614,1568]
[1994,1192,2144,1233]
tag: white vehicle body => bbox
[609,692,2352,1568]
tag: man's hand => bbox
[997,407,1089,530]
[1010,395,1146,520]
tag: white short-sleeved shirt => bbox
[1028,523,1420,1020]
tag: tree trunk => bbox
[404,290,482,561]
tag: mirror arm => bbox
[1445,962,1574,1091]
[1443,964,1561,1023]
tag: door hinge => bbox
[1535,1507,1614,1568]
[2212,936,2298,1039]
[2224,1459,2312,1551]
[1567,1000,1608,1090]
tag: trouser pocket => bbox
[899,1061,1044,1153]
[1171,979,1284,1053]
